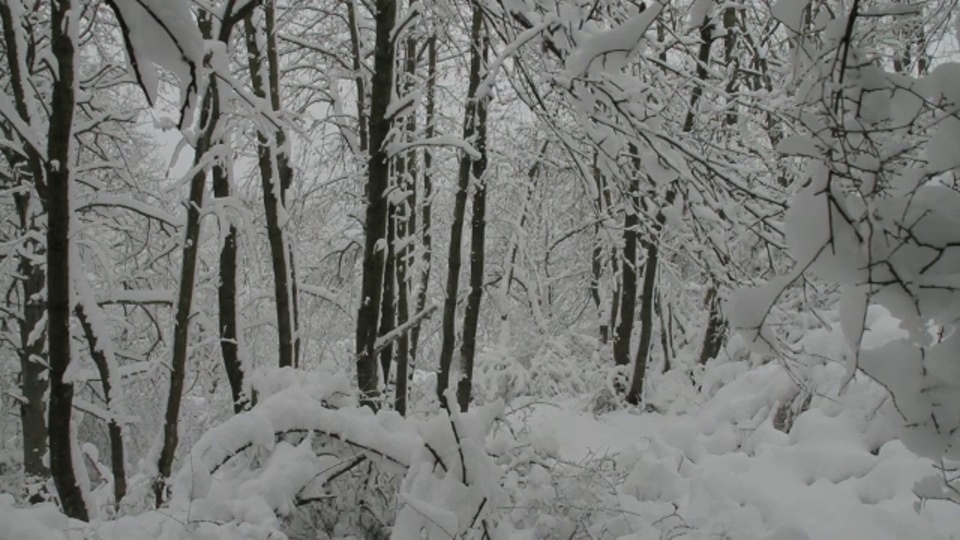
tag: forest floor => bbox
[3,317,960,538]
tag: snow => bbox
[563,2,663,79]
[772,0,813,32]
[5,332,960,539]
[106,0,204,118]
[517,355,960,539]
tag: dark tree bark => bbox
[697,285,727,365]
[195,10,246,416]
[395,29,419,416]
[213,149,245,412]
[154,3,251,505]
[608,253,621,341]
[46,0,87,521]
[656,291,672,373]
[379,193,397,383]
[75,306,126,509]
[155,90,212,507]
[622,7,720,403]
[19,261,48,498]
[347,0,368,154]
[626,238,659,405]
[1,0,49,500]
[612,172,640,368]
[244,2,299,369]
[590,153,609,344]
[437,1,485,408]
[456,11,489,411]
[356,0,397,408]
[409,35,436,372]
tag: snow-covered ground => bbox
[516,364,960,540]
[2,323,959,539]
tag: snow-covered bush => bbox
[143,376,504,539]
[472,334,631,411]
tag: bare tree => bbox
[46,0,87,520]
[437,0,487,408]
[356,0,397,408]
[155,1,250,506]
[243,0,300,369]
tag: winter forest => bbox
[1,0,960,537]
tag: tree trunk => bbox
[499,142,547,343]
[591,153,608,344]
[46,0,87,521]
[243,3,299,369]
[194,10,246,415]
[395,29,419,416]
[609,253,621,340]
[19,256,48,500]
[456,10,489,411]
[154,77,219,509]
[409,35,436,380]
[379,196,397,383]
[356,0,397,408]
[347,0,368,154]
[75,306,126,509]
[213,151,245,412]
[626,240,658,405]
[656,290,672,373]
[1,0,49,502]
[612,173,640,368]
[437,1,485,408]
[698,285,727,365]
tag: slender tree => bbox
[395,25,420,415]
[456,3,490,411]
[243,0,300,369]
[356,0,397,407]
[155,1,250,505]
[409,34,436,379]
[437,0,486,407]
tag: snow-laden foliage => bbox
[730,2,960,502]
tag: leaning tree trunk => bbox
[456,7,489,411]
[356,0,397,408]
[437,0,486,408]
[75,306,126,508]
[155,85,216,507]
[46,0,87,521]
[499,142,547,346]
[244,2,299,369]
